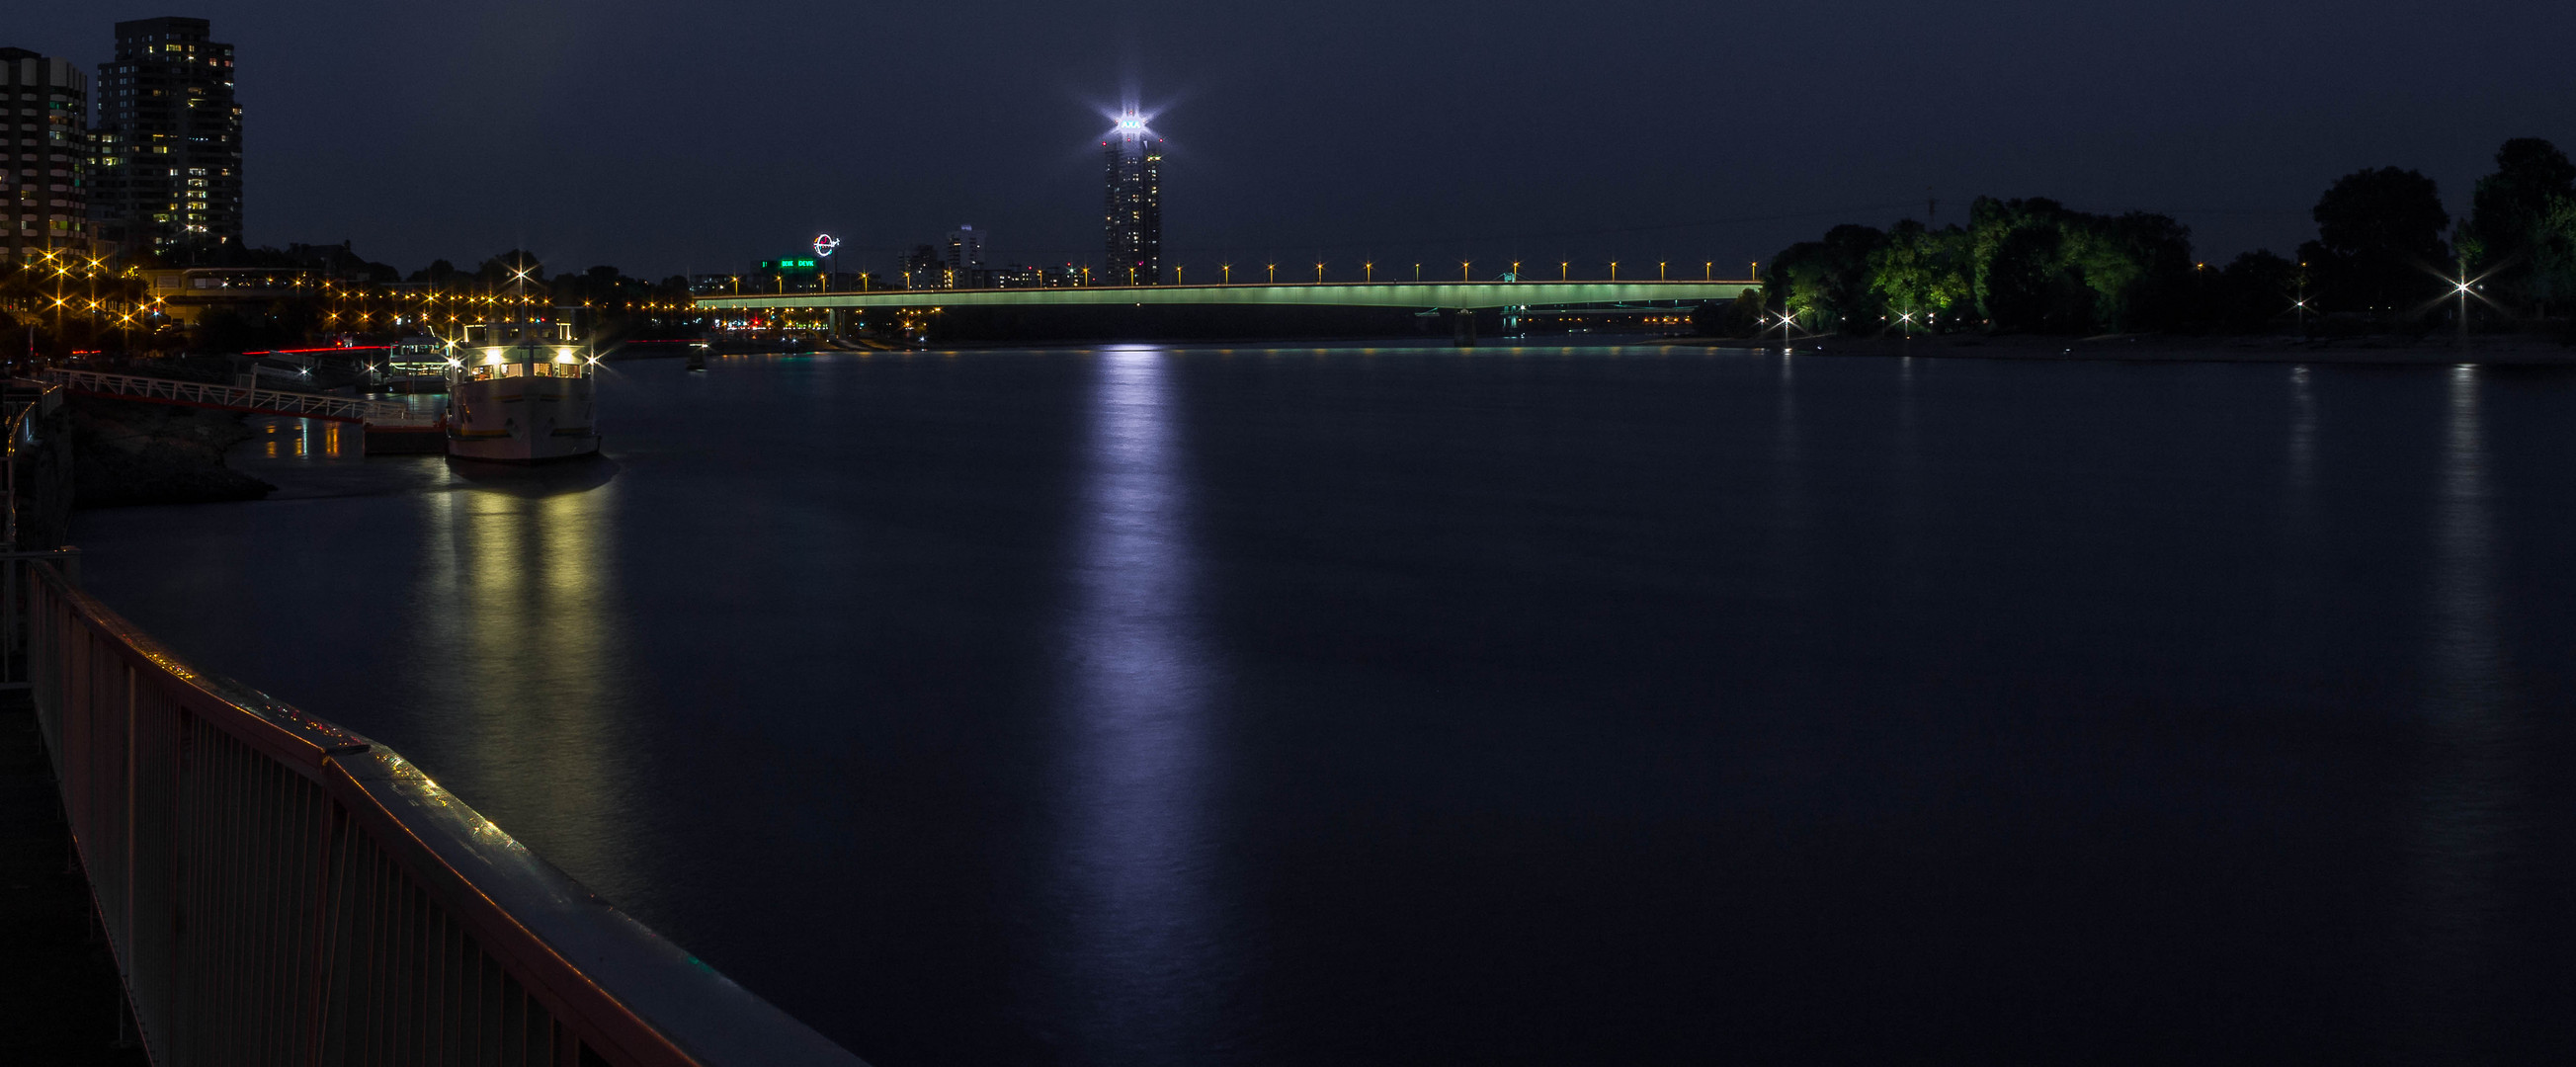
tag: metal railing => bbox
[42,368,435,427]
[23,556,867,1066]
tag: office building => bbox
[0,48,90,263]
[1103,108,1161,286]
[89,17,243,256]
[945,225,985,276]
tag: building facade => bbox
[1102,111,1162,286]
[89,17,243,257]
[0,48,90,264]
[944,225,985,276]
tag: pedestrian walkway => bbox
[0,691,148,1065]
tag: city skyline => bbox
[6,2,2570,279]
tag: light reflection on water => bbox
[413,468,637,894]
[1047,347,1226,1063]
[2400,364,2520,1061]
[68,349,2576,1065]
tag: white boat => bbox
[380,334,451,393]
[443,307,600,462]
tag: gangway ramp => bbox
[42,368,444,453]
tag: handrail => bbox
[41,368,427,425]
[25,557,866,1066]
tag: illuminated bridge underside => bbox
[695,280,1762,313]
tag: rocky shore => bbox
[70,397,275,508]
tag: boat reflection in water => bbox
[409,467,643,904]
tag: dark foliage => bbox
[2296,167,2450,319]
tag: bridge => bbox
[693,279,1761,313]
[42,368,439,428]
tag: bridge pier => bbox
[1452,307,1477,349]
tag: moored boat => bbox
[444,306,599,462]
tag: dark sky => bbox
[22,1,2575,280]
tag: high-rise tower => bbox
[0,48,90,264]
[90,17,242,257]
[1102,108,1161,286]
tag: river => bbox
[76,344,2576,1064]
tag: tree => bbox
[1869,220,1971,330]
[1766,224,1885,333]
[474,250,546,288]
[1692,288,1765,337]
[408,259,461,285]
[2211,250,2298,333]
[2465,138,2576,315]
[1969,198,2096,332]
[2072,211,2196,331]
[2297,167,2449,319]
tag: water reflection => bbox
[1048,346,1222,1063]
[2401,365,2517,1059]
[2285,366,2316,510]
[414,469,637,894]
[255,417,352,459]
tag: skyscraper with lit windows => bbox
[1102,108,1161,286]
[89,17,242,257]
[0,47,90,263]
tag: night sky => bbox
[20,1,2575,279]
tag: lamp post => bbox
[2456,257,2471,348]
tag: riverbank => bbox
[70,398,275,508]
[1682,331,2576,365]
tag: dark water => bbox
[78,346,2576,1064]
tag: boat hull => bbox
[446,373,599,461]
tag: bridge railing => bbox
[42,368,427,426]
[22,556,865,1067]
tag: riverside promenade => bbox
[0,690,146,1065]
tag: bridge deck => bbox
[696,279,1761,312]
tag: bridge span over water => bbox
[694,279,1762,313]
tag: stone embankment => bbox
[69,397,275,508]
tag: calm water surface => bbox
[79,346,2576,1064]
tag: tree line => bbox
[1702,137,2576,338]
